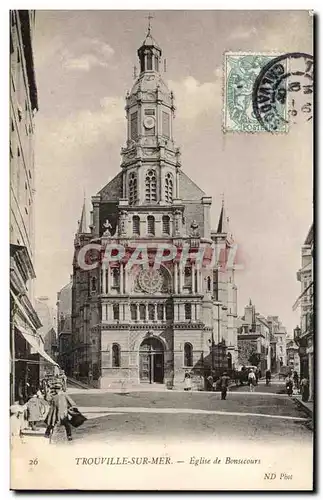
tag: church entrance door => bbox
[139,337,164,384]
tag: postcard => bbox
[10,9,314,491]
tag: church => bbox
[71,26,239,389]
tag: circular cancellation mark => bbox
[252,52,313,132]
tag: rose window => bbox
[138,268,164,294]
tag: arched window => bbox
[207,276,211,292]
[147,52,153,71]
[139,304,146,321]
[162,215,170,235]
[147,215,155,235]
[130,304,137,320]
[112,343,121,367]
[165,173,173,203]
[145,169,157,202]
[148,304,155,321]
[184,343,193,367]
[166,302,173,320]
[113,304,119,320]
[184,267,191,289]
[157,304,164,320]
[133,215,140,235]
[185,303,192,320]
[112,268,119,289]
[130,111,138,140]
[128,172,137,205]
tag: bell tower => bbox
[120,21,181,207]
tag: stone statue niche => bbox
[103,219,113,237]
[190,220,200,237]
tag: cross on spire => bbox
[146,13,154,34]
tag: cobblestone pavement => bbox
[67,389,312,445]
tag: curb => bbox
[292,397,313,418]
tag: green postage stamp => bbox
[223,52,287,133]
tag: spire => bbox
[147,12,153,35]
[216,195,234,243]
[217,194,228,234]
[77,197,88,234]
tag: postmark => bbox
[252,52,313,132]
[223,52,288,133]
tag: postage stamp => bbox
[223,52,288,133]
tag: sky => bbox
[32,10,313,332]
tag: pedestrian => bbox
[27,390,49,430]
[44,384,77,441]
[220,372,230,400]
[300,377,309,402]
[248,369,257,392]
[59,370,67,392]
[10,399,28,441]
[265,369,271,386]
[285,375,293,396]
[184,371,192,391]
[206,374,214,392]
[293,371,299,391]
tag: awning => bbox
[292,281,313,311]
[15,321,58,366]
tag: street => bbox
[66,382,312,445]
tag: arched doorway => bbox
[139,337,164,384]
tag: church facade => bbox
[71,28,239,389]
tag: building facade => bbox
[286,339,300,376]
[237,300,271,374]
[266,315,288,372]
[294,223,314,400]
[57,279,73,376]
[10,10,46,401]
[70,28,239,389]
[34,296,58,378]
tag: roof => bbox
[139,28,162,52]
[304,223,313,245]
[77,199,89,234]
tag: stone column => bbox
[136,303,139,321]
[91,195,101,237]
[191,263,195,294]
[179,303,185,322]
[124,303,130,321]
[120,264,124,294]
[176,168,180,199]
[124,266,129,293]
[196,267,200,293]
[107,266,111,294]
[102,304,106,321]
[102,263,106,294]
[154,303,157,321]
[179,264,183,293]
[174,262,178,294]
[145,304,148,322]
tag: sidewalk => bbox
[292,395,314,418]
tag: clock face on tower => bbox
[138,268,164,293]
[143,116,155,129]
